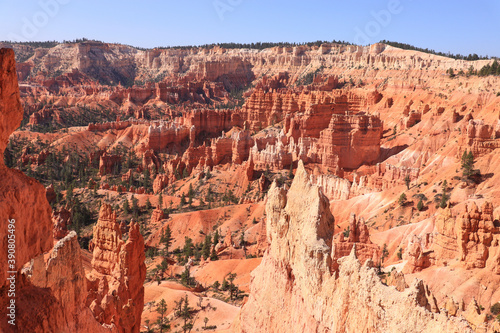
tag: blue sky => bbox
[0,0,498,57]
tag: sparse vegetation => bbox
[398,193,407,206]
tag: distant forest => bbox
[0,38,353,51]
[380,40,491,60]
[149,40,353,50]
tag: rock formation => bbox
[461,119,500,156]
[150,206,165,224]
[0,48,118,332]
[432,203,500,272]
[52,206,72,240]
[29,232,112,332]
[331,213,380,272]
[153,173,169,194]
[86,204,146,333]
[0,48,53,287]
[99,153,122,176]
[236,161,473,332]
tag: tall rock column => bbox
[87,203,146,333]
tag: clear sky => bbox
[0,0,498,57]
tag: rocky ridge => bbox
[236,161,473,332]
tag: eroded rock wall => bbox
[236,161,473,333]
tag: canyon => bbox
[2,40,500,332]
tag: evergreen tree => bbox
[227,273,240,300]
[398,193,407,206]
[404,175,411,190]
[66,185,74,204]
[461,150,475,179]
[240,230,245,247]
[202,235,212,260]
[180,193,186,207]
[221,278,228,291]
[381,243,389,262]
[158,191,163,209]
[155,299,170,333]
[179,294,193,333]
[182,167,189,179]
[183,237,193,258]
[439,184,449,209]
[156,258,169,277]
[180,266,193,287]
[123,198,130,214]
[417,199,424,211]
[160,225,172,257]
[131,195,139,218]
[213,229,220,245]
[143,168,151,189]
[210,246,218,261]
[145,197,152,210]
[448,68,455,78]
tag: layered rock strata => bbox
[236,161,472,332]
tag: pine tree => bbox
[202,235,212,260]
[221,278,228,291]
[404,175,411,190]
[398,193,407,206]
[160,225,172,257]
[143,168,151,189]
[417,199,424,211]
[180,193,186,207]
[439,185,449,209]
[461,150,475,179]
[210,246,218,261]
[183,237,193,258]
[179,294,193,333]
[131,195,139,218]
[123,198,130,214]
[155,299,170,333]
[448,68,455,78]
[158,191,163,209]
[213,229,220,245]
[180,266,192,287]
[227,273,238,300]
[240,230,245,247]
[212,280,220,291]
[145,198,152,210]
